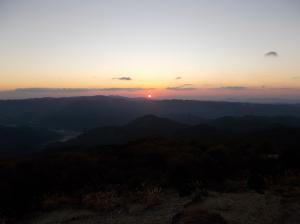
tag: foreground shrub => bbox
[41,194,80,210]
[82,191,121,211]
[138,184,163,208]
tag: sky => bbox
[0,0,300,101]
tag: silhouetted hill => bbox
[0,125,62,157]
[56,115,300,148]
[1,95,300,130]
[208,116,300,132]
[124,115,187,134]
[62,115,187,146]
[173,124,227,144]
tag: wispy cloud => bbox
[12,87,150,92]
[265,51,278,57]
[218,86,247,91]
[166,84,197,91]
[112,76,132,81]
[0,87,154,99]
[292,76,300,80]
[99,87,153,92]
[175,76,182,80]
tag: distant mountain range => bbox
[55,114,300,148]
[59,115,187,146]
[1,112,300,157]
[1,95,300,131]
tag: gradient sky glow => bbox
[0,0,300,100]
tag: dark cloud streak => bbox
[265,51,278,57]
[218,86,247,91]
[113,77,132,81]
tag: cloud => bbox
[166,84,197,91]
[218,86,247,91]
[292,76,300,80]
[12,87,150,92]
[97,87,153,92]
[0,87,153,99]
[175,76,182,80]
[265,51,278,57]
[113,76,132,81]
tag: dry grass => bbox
[198,191,281,224]
[82,191,121,212]
[41,194,80,210]
[137,184,163,208]
[41,185,164,215]
[172,206,227,224]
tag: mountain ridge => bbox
[54,114,300,148]
[1,95,300,131]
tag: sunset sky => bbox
[0,0,299,101]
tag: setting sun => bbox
[147,94,152,99]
